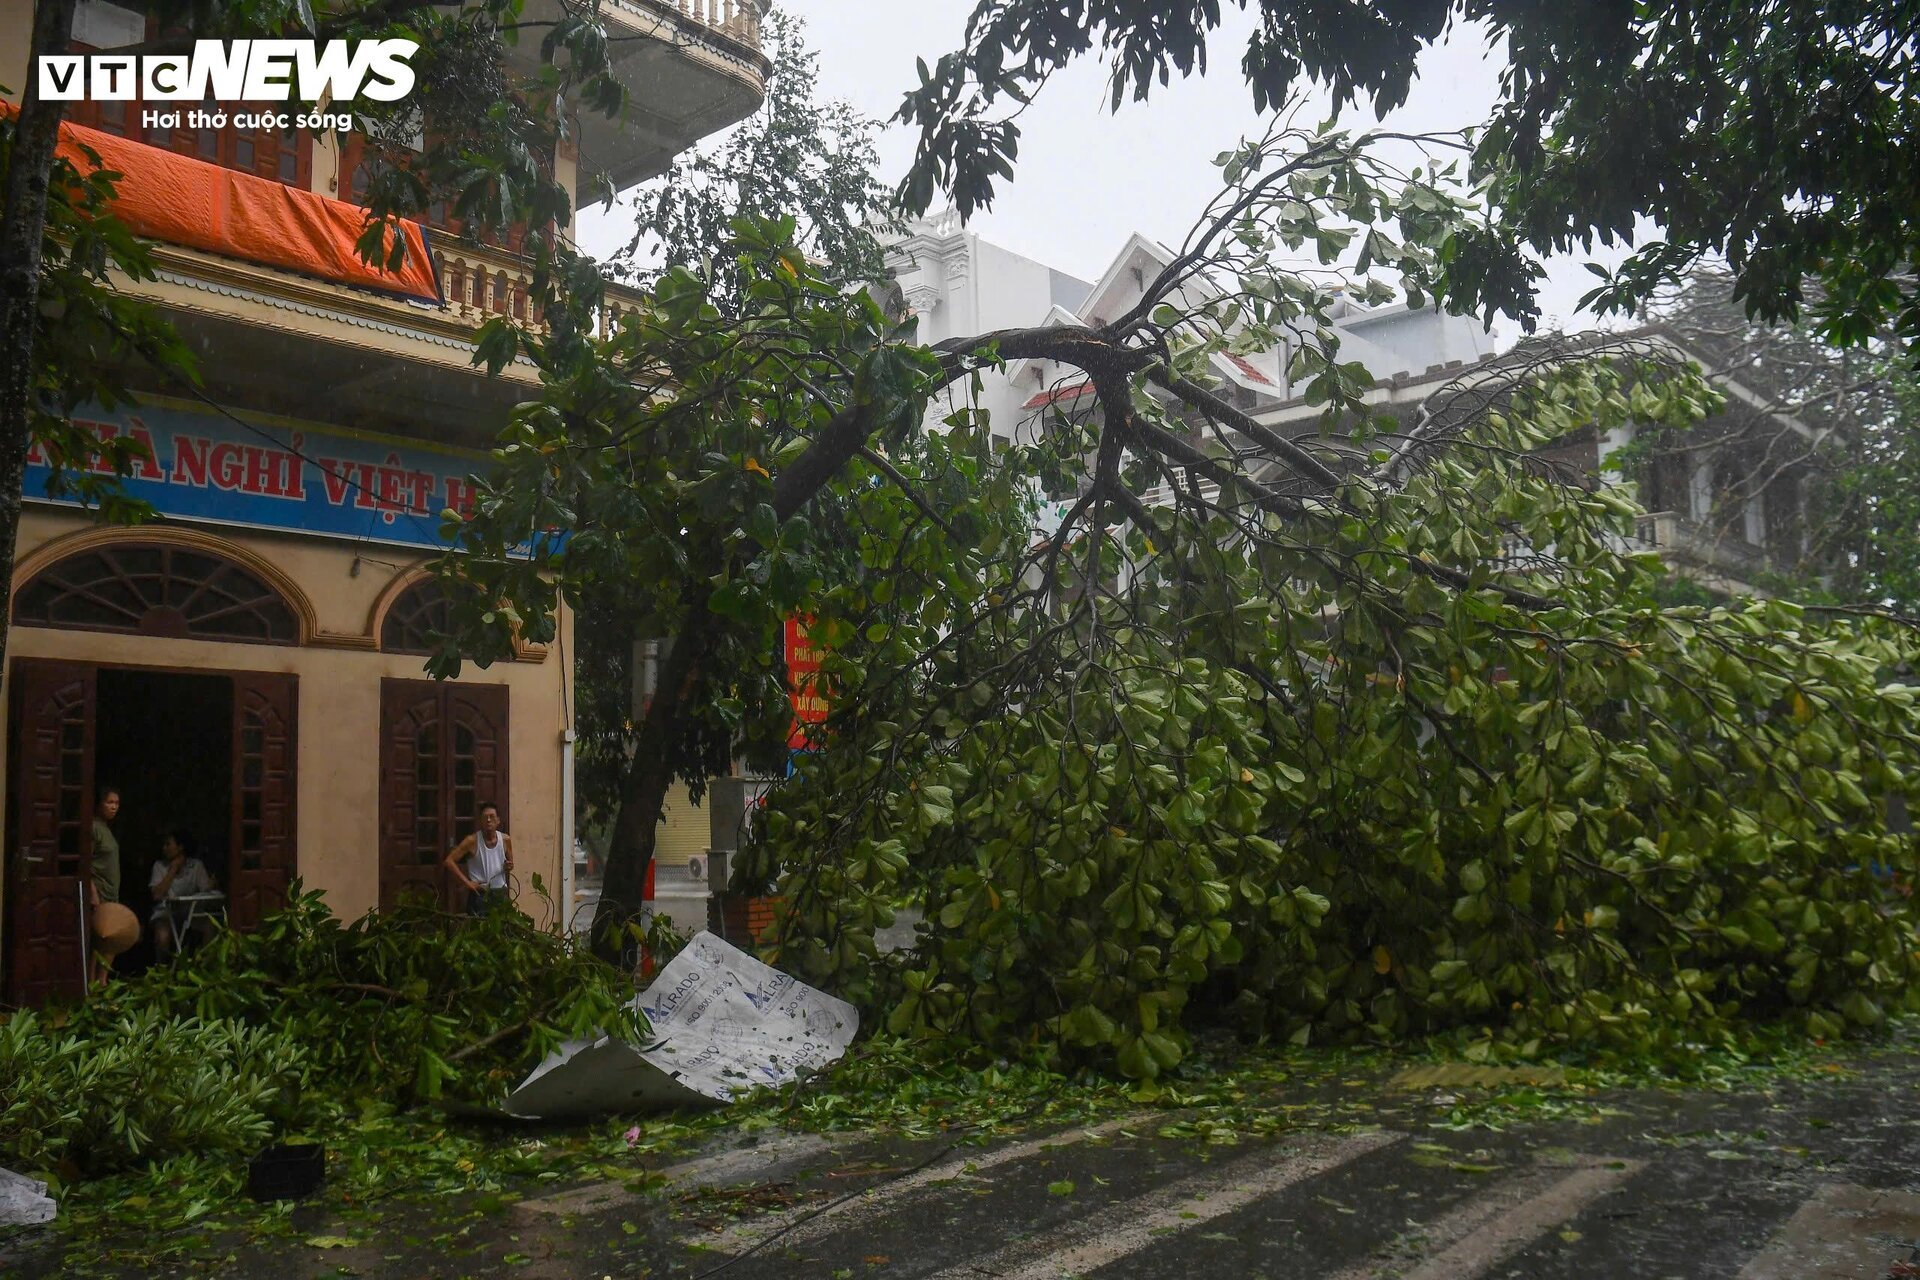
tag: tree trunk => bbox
[584,395,949,965]
[0,0,79,673]
[588,583,720,962]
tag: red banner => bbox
[785,616,827,750]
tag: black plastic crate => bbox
[247,1143,325,1201]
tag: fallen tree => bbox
[434,117,1920,1072]
[745,351,1920,1072]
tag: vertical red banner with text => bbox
[785,616,828,750]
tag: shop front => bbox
[1,397,571,1006]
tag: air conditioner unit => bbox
[685,853,708,883]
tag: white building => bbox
[884,211,1499,454]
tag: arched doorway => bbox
[6,539,301,1004]
[375,578,510,911]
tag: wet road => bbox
[11,1047,1920,1279]
[525,1052,1920,1279]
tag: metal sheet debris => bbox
[501,930,858,1119]
[0,1167,57,1228]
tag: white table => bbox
[163,890,227,950]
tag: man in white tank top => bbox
[444,801,514,916]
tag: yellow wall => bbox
[655,782,711,868]
[0,510,575,931]
[0,0,28,98]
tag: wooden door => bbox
[446,683,510,839]
[5,660,97,1006]
[379,680,508,910]
[228,672,298,931]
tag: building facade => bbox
[0,0,772,1003]
[886,216,1815,596]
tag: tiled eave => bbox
[124,244,543,382]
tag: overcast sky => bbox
[578,2,1633,343]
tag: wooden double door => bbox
[5,659,296,1006]
[378,680,508,911]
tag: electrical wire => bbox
[162,377,454,547]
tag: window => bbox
[64,72,312,188]
[381,578,457,655]
[15,543,300,644]
[338,133,556,278]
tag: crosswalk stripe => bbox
[1737,1183,1920,1279]
[690,1113,1154,1254]
[1328,1158,1646,1280]
[515,1131,840,1221]
[925,1129,1404,1280]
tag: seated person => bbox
[149,831,218,956]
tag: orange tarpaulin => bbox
[25,109,441,305]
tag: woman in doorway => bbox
[444,802,513,916]
[89,788,124,985]
[149,830,217,957]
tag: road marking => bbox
[690,1113,1154,1253]
[1739,1184,1920,1279]
[1328,1157,1646,1280]
[927,1129,1404,1280]
[1388,1064,1567,1091]
[515,1131,840,1221]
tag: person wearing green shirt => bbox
[90,788,123,985]
[90,788,121,907]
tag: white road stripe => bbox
[691,1113,1155,1253]
[516,1131,839,1221]
[1738,1183,1920,1279]
[1329,1158,1646,1280]
[928,1129,1404,1280]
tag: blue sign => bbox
[26,398,485,551]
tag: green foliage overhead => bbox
[621,7,895,311]
[898,0,1920,344]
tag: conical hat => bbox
[91,902,140,956]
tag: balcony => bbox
[1631,511,1771,582]
[128,233,646,443]
[534,0,773,190]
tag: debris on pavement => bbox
[0,1167,57,1228]
[501,930,858,1118]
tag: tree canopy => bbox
[617,8,894,310]
[898,0,1920,346]
[568,8,898,830]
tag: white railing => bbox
[616,0,770,52]
[1632,511,1769,578]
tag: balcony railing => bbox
[1632,511,1770,579]
[439,242,539,326]
[435,240,646,339]
[609,0,770,55]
